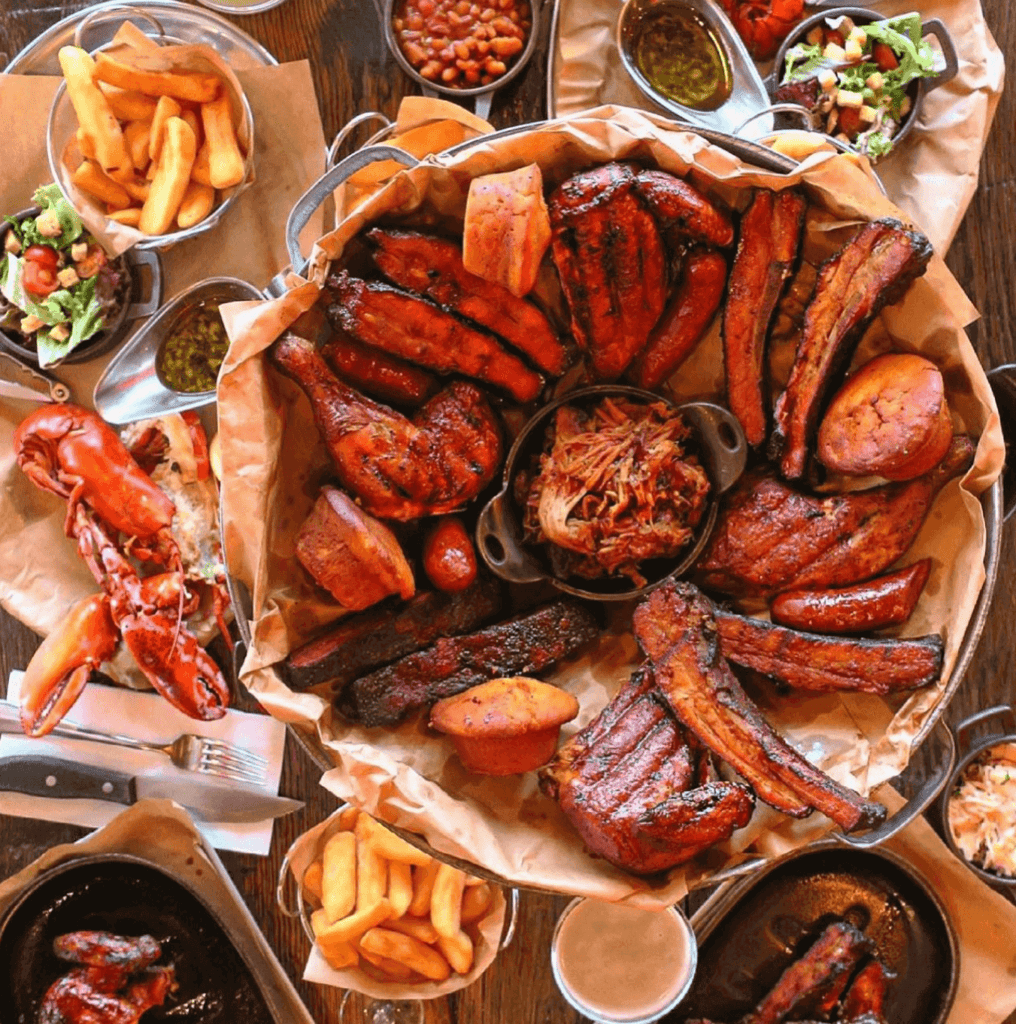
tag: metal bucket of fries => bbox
[276,806,515,997]
[46,10,255,251]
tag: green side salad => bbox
[0,184,128,366]
[777,12,941,160]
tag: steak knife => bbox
[0,755,303,823]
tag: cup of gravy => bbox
[550,897,697,1023]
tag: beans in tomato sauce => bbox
[392,0,532,88]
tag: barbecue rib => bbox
[548,162,667,380]
[630,247,728,391]
[271,332,503,521]
[695,436,973,598]
[840,959,892,1023]
[771,219,934,479]
[714,610,944,696]
[367,228,567,376]
[539,669,754,874]
[345,599,599,727]
[326,271,544,403]
[284,578,503,693]
[723,189,807,447]
[742,922,874,1024]
[633,169,735,248]
[633,582,886,831]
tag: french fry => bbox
[176,180,214,229]
[354,813,389,911]
[139,115,196,235]
[382,915,439,945]
[200,92,245,189]
[190,139,213,187]
[430,863,465,939]
[108,207,142,226]
[408,859,441,918]
[460,882,492,924]
[387,860,414,919]
[99,83,158,122]
[76,128,96,162]
[93,52,222,104]
[315,934,359,971]
[72,159,132,210]
[337,805,359,830]
[358,948,415,980]
[302,860,323,903]
[360,927,451,982]
[149,95,182,164]
[180,108,203,150]
[311,898,392,945]
[436,929,474,975]
[115,21,162,55]
[321,830,357,923]
[356,813,434,867]
[58,46,128,172]
[121,177,151,204]
[124,119,152,172]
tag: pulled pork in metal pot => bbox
[522,397,710,585]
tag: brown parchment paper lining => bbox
[281,807,507,997]
[0,61,326,686]
[220,106,1003,906]
[551,0,1004,255]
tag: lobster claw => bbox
[20,594,119,737]
[118,612,231,721]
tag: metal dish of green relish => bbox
[156,301,229,394]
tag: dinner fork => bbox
[0,700,267,785]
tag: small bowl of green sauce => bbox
[617,0,772,136]
[93,276,263,425]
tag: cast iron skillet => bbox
[674,842,958,1024]
[0,854,276,1023]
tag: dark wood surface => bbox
[1,2,1014,1022]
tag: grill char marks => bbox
[284,579,503,693]
[326,270,544,403]
[345,599,599,727]
[548,162,668,380]
[723,189,807,447]
[539,668,754,875]
[771,219,934,479]
[366,228,567,376]
[741,921,874,1024]
[714,610,944,696]
[633,169,735,249]
[633,581,886,832]
[694,436,973,598]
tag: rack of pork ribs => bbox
[685,920,894,1024]
[272,158,970,877]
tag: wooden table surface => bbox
[1,1,1014,1022]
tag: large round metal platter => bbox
[4,0,277,75]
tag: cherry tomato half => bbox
[24,245,59,271]
[22,260,59,298]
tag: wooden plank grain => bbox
[0,0,1014,1020]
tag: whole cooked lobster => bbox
[13,405,231,737]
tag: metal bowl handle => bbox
[74,5,167,50]
[838,718,956,848]
[327,112,394,169]
[275,848,303,920]
[284,144,420,278]
[954,704,1016,757]
[735,102,818,138]
[922,18,959,91]
[475,491,546,585]
[124,247,162,320]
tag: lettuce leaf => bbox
[5,183,84,252]
[864,13,938,89]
